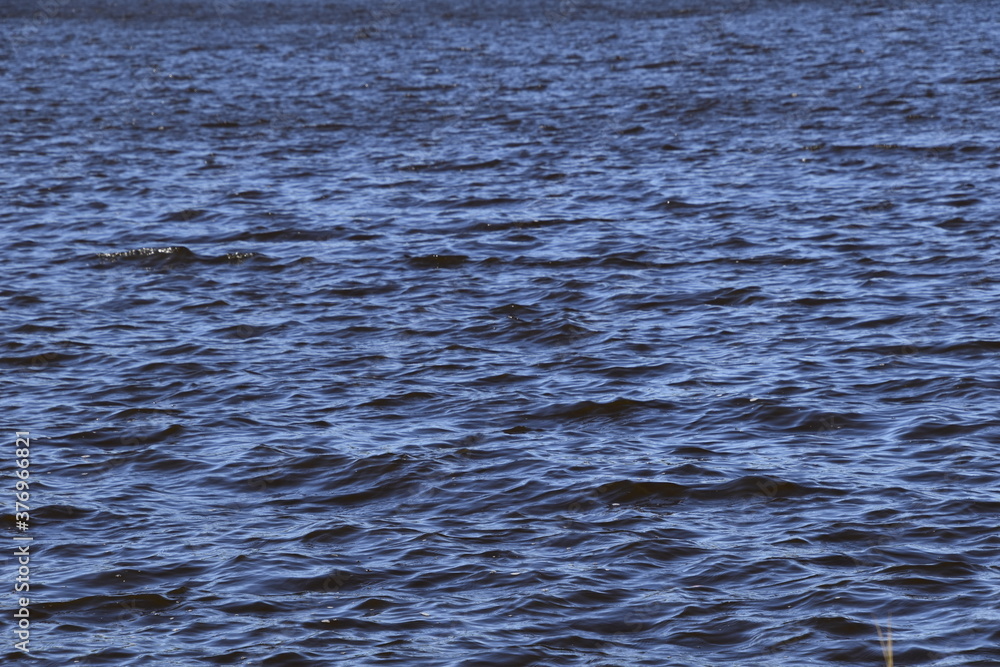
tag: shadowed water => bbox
[3,0,1000,664]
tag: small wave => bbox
[406,253,470,269]
[94,246,263,268]
[531,397,677,421]
[590,475,846,506]
[401,158,504,172]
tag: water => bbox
[3,0,1000,664]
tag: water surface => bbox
[3,1,1000,664]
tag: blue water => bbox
[3,1,1000,664]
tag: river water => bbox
[3,0,1000,664]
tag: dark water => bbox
[4,0,1000,664]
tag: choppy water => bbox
[4,0,1000,664]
